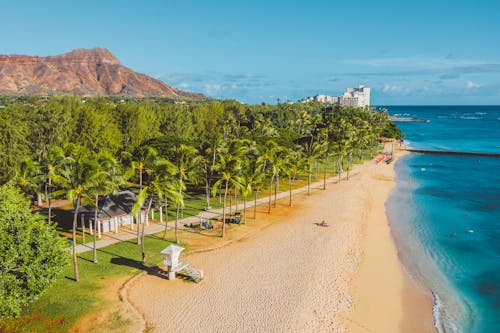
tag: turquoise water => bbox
[384,106,500,333]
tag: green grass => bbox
[0,232,179,333]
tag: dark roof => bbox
[80,191,138,220]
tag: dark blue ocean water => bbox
[384,106,500,333]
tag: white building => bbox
[306,85,371,108]
[341,85,371,108]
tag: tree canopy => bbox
[0,184,68,318]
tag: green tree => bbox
[212,140,244,237]
[283,148,306,206]
[15,158,44,207]
[126,146,159,244]
[239,140,263,223]
[26,97,77,163]
[133,158,178,263]
[256,140,279,213]
[169,144,199,244]
[44,146,66,225]
[0,184,67,318]
[52,144,95,282]
[75,102,122,155]
[86,153,122,263]
[0,107,29,183]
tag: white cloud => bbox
[204,84,224,95]
[381,83,411,96]
[343,56,489,68]
[466,80,481,89]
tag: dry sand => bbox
[128,151,435,333]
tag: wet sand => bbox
[127,152,435,332]
[346,148,435,333]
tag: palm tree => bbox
[257,140,279,214]
[86,152,122,263]
[170,144,199,244]
[284,148,305,206]
[45,147,66,224]
[16,158,44,206]
[239,140,262,223]
[52,143,95,282]
[330,118,355,182]
[132,158,177,263]
[212,140,244,238]
[318,128,330,190]
[303,140,327,195]
[132,187,147,263]
[126,146,159,244]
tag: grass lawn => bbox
[0,232,179,333]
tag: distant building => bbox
[306,85,371,108]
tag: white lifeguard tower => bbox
[160,245,204,283]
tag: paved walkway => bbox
[75,164,365,254]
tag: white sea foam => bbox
[459,116,481,120]
[432,292,461,333]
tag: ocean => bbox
[384,106,500,333]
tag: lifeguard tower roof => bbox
[161,244,185,255]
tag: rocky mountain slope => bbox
[0,48,203,99]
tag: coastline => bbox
[126,148,436,332]
[345,147,436,333]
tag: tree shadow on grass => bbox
[109,257,168,280]
[77,256,95,264]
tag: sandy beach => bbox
[127,150,435,333]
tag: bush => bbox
[0,184,68,319]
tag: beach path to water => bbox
[127,150,434,333]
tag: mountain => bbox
[0,48,204,99]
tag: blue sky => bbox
[1,0,499,104]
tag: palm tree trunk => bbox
[139,168,143,191]
[47,176,52,224]
[289,176,293,206]
[175,179,182,244]
[243,195,247,224]
[72,195,81,282]
[37,192,43,207]
[137,211,141,245]
[228,189,232,217]
[273,174,278,208]
[205,183,211,209]
[338,156,342,183]
[175,204,180,243]
[323,157,327,190]
[253,190,258,219]
[163,198,169,239]
[222,179,229,237]
[268,175,274,214]
[93,194,98,263]
[308,163,312,195]
[235,187,238,213]
[141,197,153,263]
[347,154,351,180]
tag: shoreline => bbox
[344,147,436,333]
[126,148,436,332]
